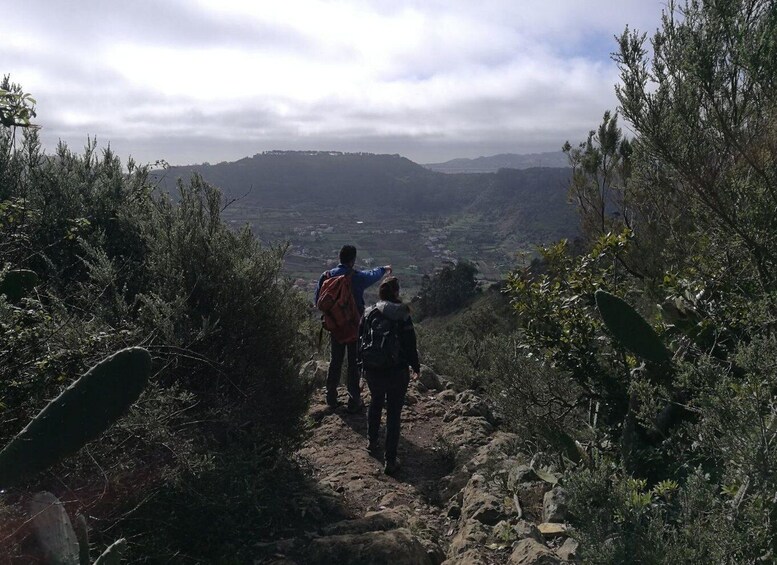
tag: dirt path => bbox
[299,378,454,544]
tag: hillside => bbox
[151,151,577,292]
[424,152,568,174]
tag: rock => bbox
[461,474,511,526]
[455,391,496,424]
[438,416,494,467]
[300,360,329,389]
[449,519,491,555]
[422,538,447,565]
[437,389,457,403]
[507,465,541,492]
[419,365,444,391]
[441,548,489,564]
[321,510,406,536]
[537,523,568,537]
[306,528,432,565]
[309,405,333,422]
[405,392,418,405]
[512,521,544,544]
[379,492,406,508]
[543,487,568,523]
[556,537,579,561]
[509,538,562,564]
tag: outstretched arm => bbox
[354,265,390,288]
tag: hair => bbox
[339,245,357,265]
[379,276,400,302]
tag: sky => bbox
[2,1,666,167]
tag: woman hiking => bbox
[358,276,420,475]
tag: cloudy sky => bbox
[2,1,665,166]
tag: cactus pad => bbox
[595,290,671,363]
[29,491,79,565]
[0,347,152,489]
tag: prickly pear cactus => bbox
[93,538,126,565]
[0,347,152,489]
[74,513,90,565]
[29,491,79,565]
[595,289,671,363]
[0,268,38,302]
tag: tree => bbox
[614,0,777,290]
[417,260,479,318]
[563,111,633,243]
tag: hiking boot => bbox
[346,399,365,413]
[384,458,401,476]
[367,439,380,457]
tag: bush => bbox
[0,80,312,561]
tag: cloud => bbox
[1,0,667,165]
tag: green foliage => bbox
[0,348,151,489]
[0,268,38,302]
[0,75,36,128]
[506,232,634,429]
[563,111,632,244]
[615,0,777,290]
[595,289,671,364]
[0,79,313,561]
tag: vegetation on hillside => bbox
[445,1,776,561]
[418,0,777,561]
[0,75,314,561]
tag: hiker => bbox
[358,276,420,475]
[314,245,391,412]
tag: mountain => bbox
[423,151,568,174]
[152,150,573,227]
[151,150,578,289]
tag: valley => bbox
[154,151,578,296]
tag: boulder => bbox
[512,521,544,544]
[419,365,444,391]
[306,528,433,565]
[543,487,568,523]
[438,416,494,467]
[320,510,406,536]
[437,389,458,403]
[556,537,579,561]
[449,519,490,556]
[454,391,496,424]
[507,465,541,492]
[441,549,489,565]
[509,538,562,565]
[461,474,511,526]
[300,360,329,389]
[537,523,568,537]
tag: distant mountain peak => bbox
[424,151,568,174]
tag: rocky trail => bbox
[256,363,579,564]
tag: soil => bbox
[298,379,457,549]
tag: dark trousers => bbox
[327,338,359,405]
[365,368,410,463]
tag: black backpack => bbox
[358,307,401,371]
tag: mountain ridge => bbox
[424,151,568,173]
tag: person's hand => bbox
[383,265,393,275]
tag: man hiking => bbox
[315,245,390,412]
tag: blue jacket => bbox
[314,264,387,314]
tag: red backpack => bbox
[316,271,361,344]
